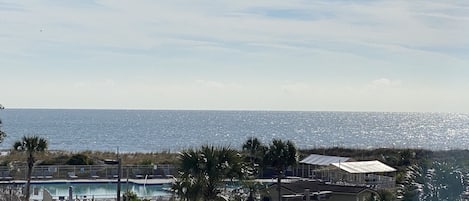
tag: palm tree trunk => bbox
[248,186,254,201]
[25,153,34,201]
[277,170,282,201]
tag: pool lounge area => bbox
[0,163,178,200]
[2,179,174,200]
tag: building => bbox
[316,160,397,189]
[263,180,379,201]
[297,154,351,178]
[296,154,396,191]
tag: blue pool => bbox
[30,181,172,199]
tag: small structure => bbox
[317,160,396,189]
[263,180,378,201]
[297,154,351,179]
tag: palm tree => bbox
[242,137,267,175]
[242,137,267,200]
[242,137,263,156]
[174,145,243,201]
[264,139,297,201]
[176,149,204,201]
[0,104,5,144]
[0,125,5,145]
[13,136,48,201]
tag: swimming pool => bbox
[30,181,172,199]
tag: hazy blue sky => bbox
[1,0,469,112]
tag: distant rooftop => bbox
[331,160,396,174]
[300,154,350,166]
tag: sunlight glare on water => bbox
[1,109,468,152]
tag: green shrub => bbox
[139,158,153,165]
[123,191,149,201]
[39,155,70,165]
[66,154,93,165]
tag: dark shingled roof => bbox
[274,180,371,194]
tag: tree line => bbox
[172,137,297,201]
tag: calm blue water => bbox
[0,109,468,152]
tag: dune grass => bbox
[0,150,178,166]
[0,146,461,170]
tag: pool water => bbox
[30,182,171,198]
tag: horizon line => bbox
[1,107,466,114]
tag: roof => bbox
[331,160,396,174]
[300,154,350,166]
[271,180,372,194]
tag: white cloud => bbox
[370,78,402,89]
[73,82,87,88]
[195,80,225,89]
[281,83,310,93]
[1,0,469,112]
[3,0,469,53]
[1,76,469,112]
[73,79,116,89]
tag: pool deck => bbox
[0,178,174,185]
[0,178,286,186]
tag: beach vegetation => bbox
[0,130,4,146]
[39,154,70,165]
[0,186,22,201]
[78,150,177,165]
[13,135,48,201]
[264,139,297,201]
[365,189,395,201]
[242,137,267,177]
[123,190,150,201]
[66,153,94,165]
[0,104,5,144]
[0,150,178,167]
[2,140,468,201]
[242,137,268,200]
[172,145,244,201]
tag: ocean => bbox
[0,109,468,152]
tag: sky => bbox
[1,0,469,112]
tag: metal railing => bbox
[0,164,176,181]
